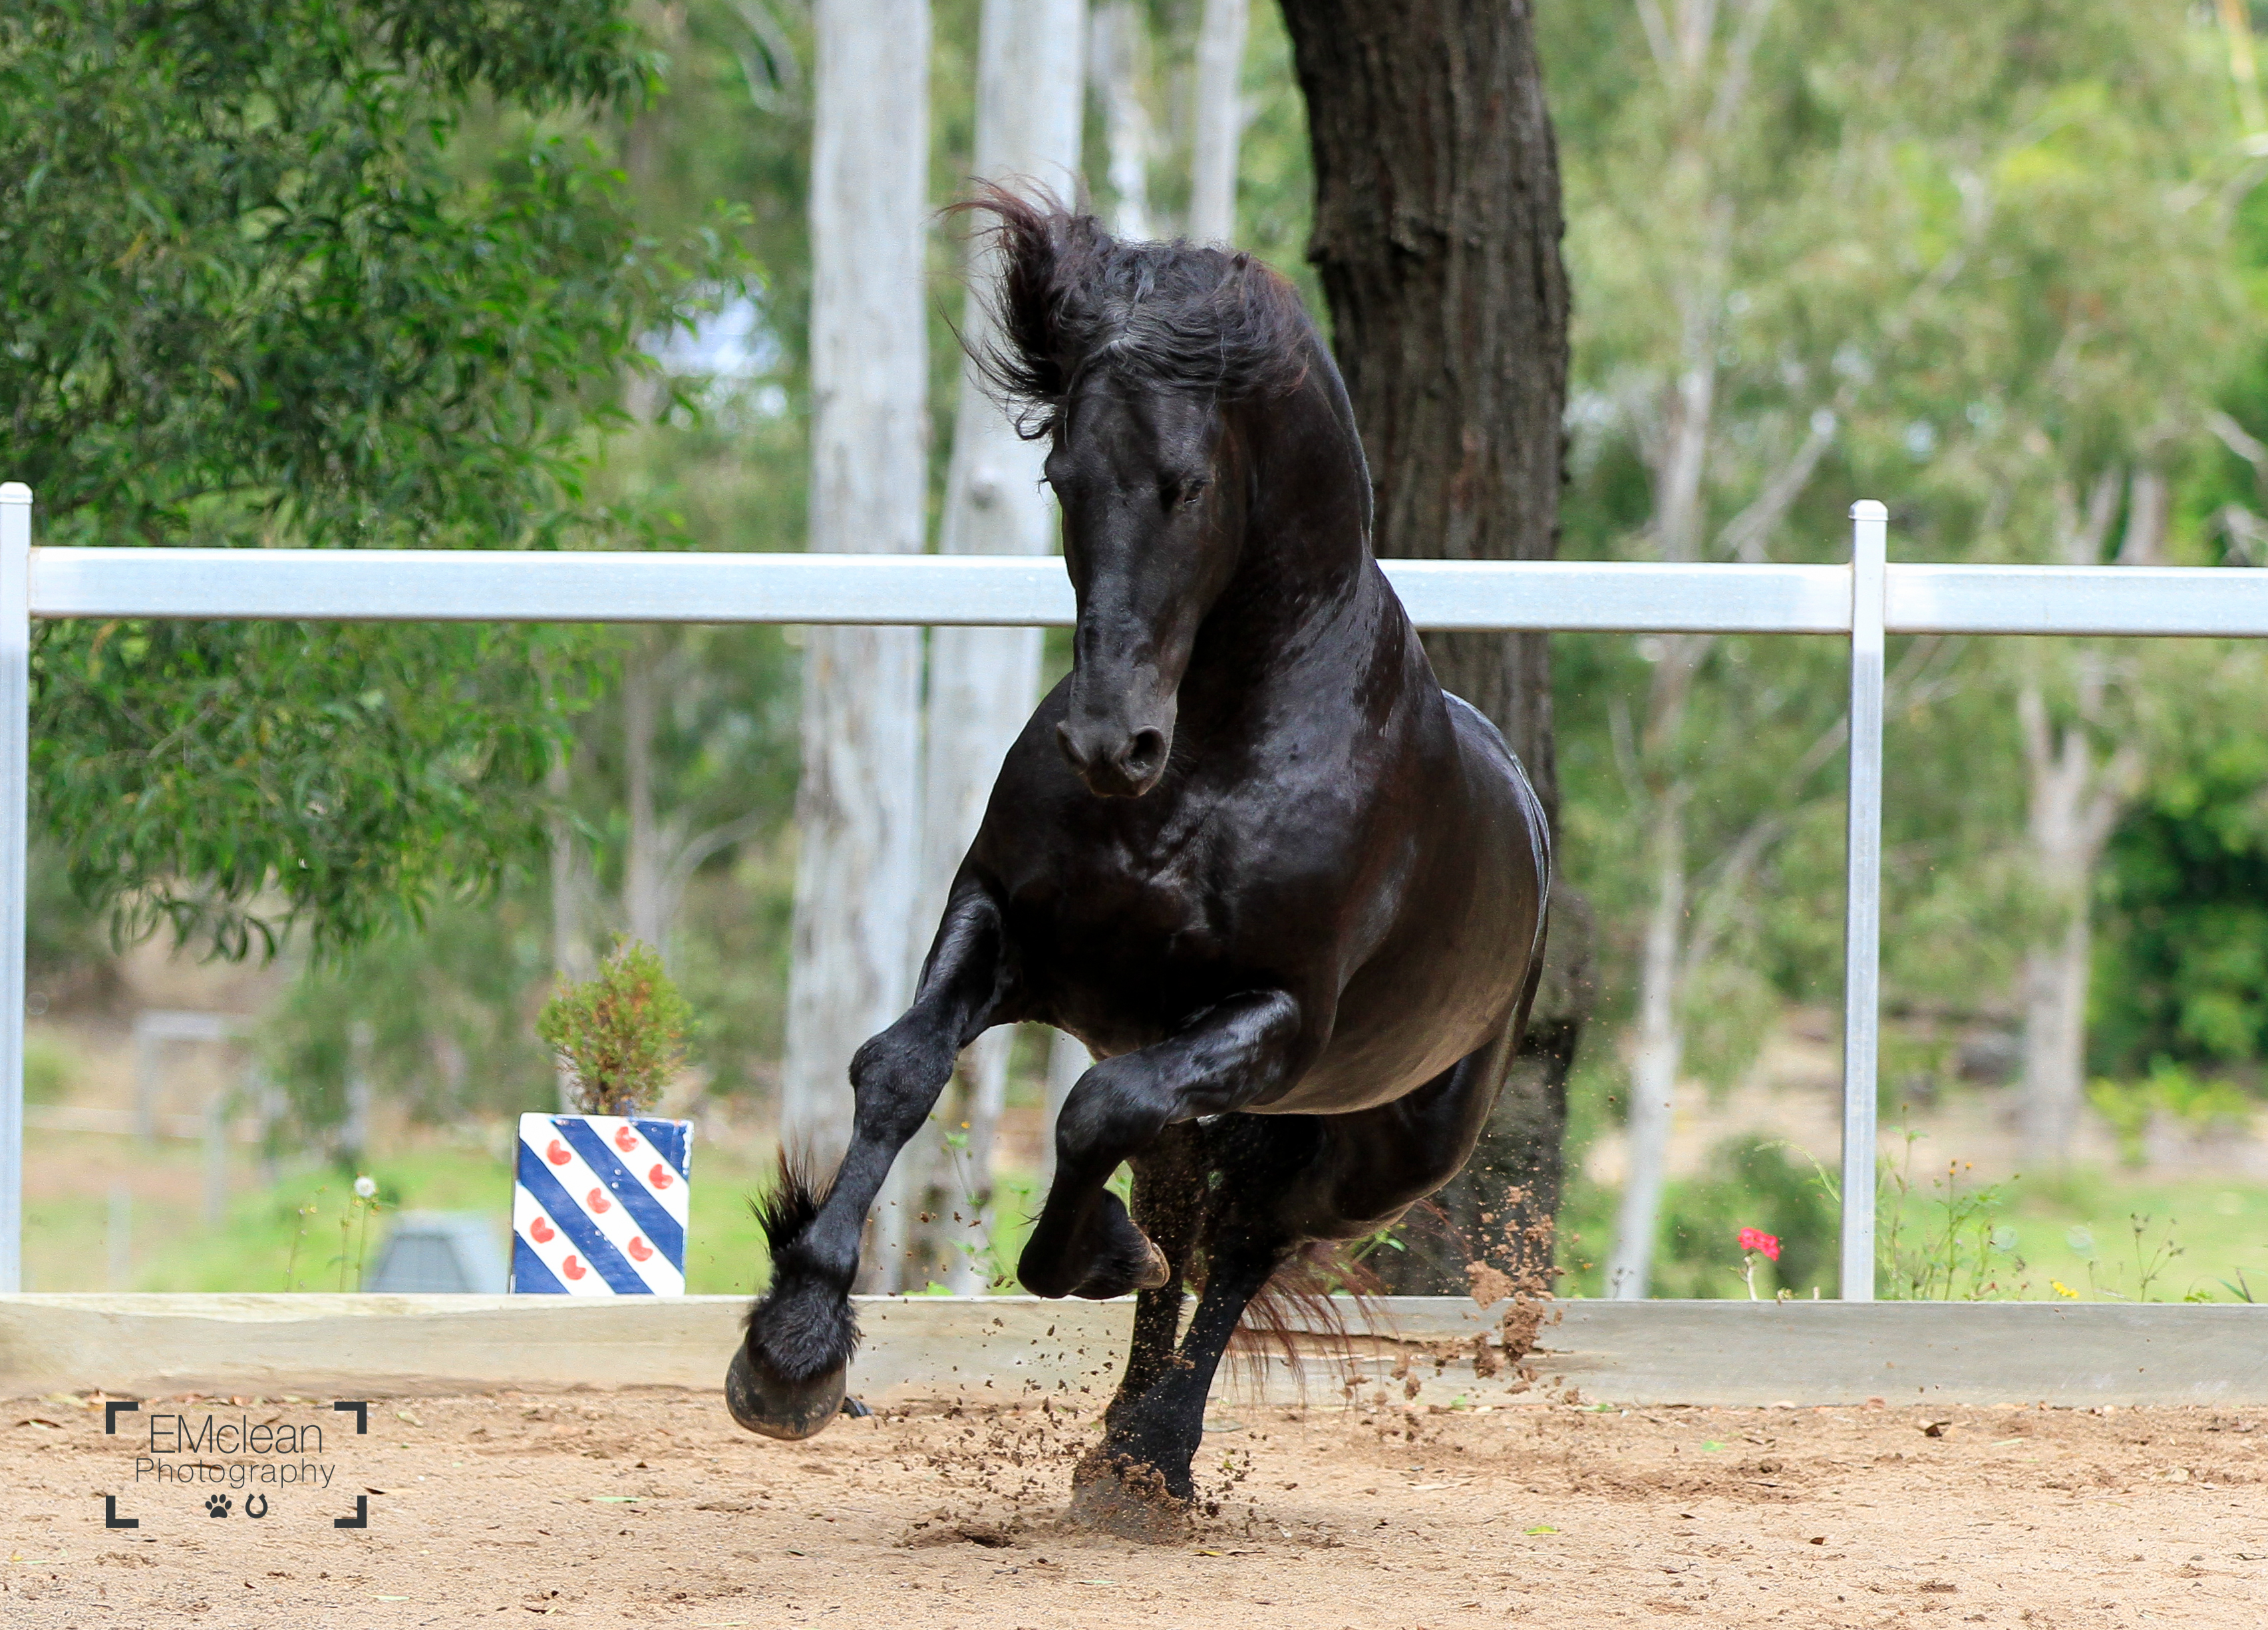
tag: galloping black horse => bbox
[730,192,1551,1523]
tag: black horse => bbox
[730,192,1551,1526]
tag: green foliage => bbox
[537,936,693,1116]
[22,1035,74,1106]
[39,621,590,959]
[1649,1138,1840,1300]
[228,0,816,1131]
[2,0,740,956]
[1877,1136,2028,1301]
[2087,1062,2254,1169]
[281,1174,391,1293]
[257,892,557,1147]
[2060,1211,2189,1303]
[2096,715,2268,1076]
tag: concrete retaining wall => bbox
[1,1293,2263,1407]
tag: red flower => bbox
[1738,1227,1781,1261]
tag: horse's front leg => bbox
[1019,989,1311,1299]
[729,872,1011,1440]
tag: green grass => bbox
[1880,1161,2268,1303]
[25,1129,795,1295]
[33,1119,2265,1304]
[1555,1134,2268,1302]
[23,1126,1057,1297]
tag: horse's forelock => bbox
[955,185,1315,432]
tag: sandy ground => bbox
[3,1388,2266,1628]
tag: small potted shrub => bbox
[512,937,696,1295]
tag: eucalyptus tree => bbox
[1850,0,2245,1162]
[1189,0,1250,244]
[199,0,806,1135]
[1088,2,1159,240]
[1544,0,2084,1293]
[1279,0,1574,1293]
[1547,0,2249,1291]
[1553,0,1914,1299]
[778,0,933,1290]
[909,0,1088,1293]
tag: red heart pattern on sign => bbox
[517,1114,687,1293]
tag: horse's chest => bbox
[1034,840,1225,959]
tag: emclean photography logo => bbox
[102,1398,372,1530]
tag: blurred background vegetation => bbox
[14,0,2268,1301]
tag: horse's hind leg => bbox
[1103,1124,1206,1432]
[1072,1020,1532,1528]
[730,870,1011,1440]
[1071,1116,1319,1536]
[1276,1017,1524,1249]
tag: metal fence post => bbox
[1841,500,1887,1301]
[0,484,29,1293]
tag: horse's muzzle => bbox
[726,1343,846,1441]
[1057,719,1170,798]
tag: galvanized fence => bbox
[5,486,2265,1297]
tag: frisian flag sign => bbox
[512,1114,693,1295]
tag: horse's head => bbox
[1045,374,1244,796]
[961,188,1325,799]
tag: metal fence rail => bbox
[31,544,2268,635]
[4,483,2264,1297]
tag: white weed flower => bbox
[353,1176,377,1200]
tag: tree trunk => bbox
[2015,482,2148,1167]
[1188,0,1249,244]
[1280,0,1577,1294]
[2016,665,2138,1166]
[1605,800,1688,1298]
[1089,1,1157,240]
[915,0,1086,1295]
[2020,909,2092,1162]
[621,643,669,953]
[545,748,593,1113]
[782,0,933,1292]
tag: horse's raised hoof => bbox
[1070,1228,1172,1299]
[1067,1448,1189,1544]
[726,1344,846,1441]
[1056,1191,1174,1299]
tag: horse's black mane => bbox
[958,186,1313,437]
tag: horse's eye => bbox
[1174,476,1211,509]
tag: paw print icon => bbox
[205,1494,232,1518]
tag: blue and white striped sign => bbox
[511,1113,693,1295]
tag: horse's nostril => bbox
[1123,729,1166,776]
[1055,720,1090,771]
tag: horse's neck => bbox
[1180,387,1401,728]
